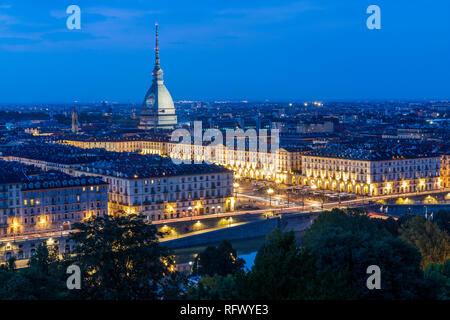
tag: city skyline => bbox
[0,1,449,306]
[0,0,449,103]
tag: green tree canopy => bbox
[303,209,431,299]
[239,229,319,300]
[0,243,69,300]
[424,259,450,300]
[193,240,245,277]
[400,215,450,269]
[70,213,176,300]
[432,210,450,233]
[187,274,242,300]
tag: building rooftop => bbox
[1,143,231,180]
[1,143,114,165]
[79,157,230,179]
[305,140,441,161]
[60,133,171,143]
[0,160,106,189]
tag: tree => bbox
[303,209,431,299]
[28,243,60,275]
[0,243,69,300]
[159,271,190,300]
[239,229,319,300]
[304,209,393,245]
[193,240,245,277]
[432,210,450,233]
[424,259,450,300]
[187,274,242,300]
[6,256,16,271]
[69,213,176,300]
[400,215,450,269]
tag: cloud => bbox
[85,7,163,19]
[0,36,40,45]
[50,6,162,20]
[216,1,321,24]
[0,13,19,25]
[0,2,320,52]
[49,9,67,19]
[41,31,108,42]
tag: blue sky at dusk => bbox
[0,0,449,103]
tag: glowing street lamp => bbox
[233,183,240,206]
[267,188,274,207]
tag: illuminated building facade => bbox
[0,160,108,262]
[441,154,450,188]
[59,137,307,183]
[1,144,234,222]
[72,160,234,221]
[294,152,443,196]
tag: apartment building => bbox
[294,144,443,196]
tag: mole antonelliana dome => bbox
[139,23,177,130]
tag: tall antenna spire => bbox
[154,23,161,72]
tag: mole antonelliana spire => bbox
[139,23,177,130]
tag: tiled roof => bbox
[0,160,105,189]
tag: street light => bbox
[228,216,233,227]
[233,183,240,207]
[267,188,274,208]
[12,220,20,243]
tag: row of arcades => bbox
[289,175,442,196]
[231,166,288,184]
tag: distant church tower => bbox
[71,108,80,134]
[139,23,177,130]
